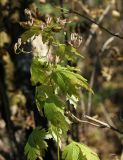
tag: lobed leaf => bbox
[62,142,80,160]
[21,27,41,42]
[56,44,83,61]
[52,65,93,96]
[62,141,100,160]
[24,128,48,160]
[35,85,65,114]
[48,125,62,147]
[44,102,70,132]
[30,57,51,85]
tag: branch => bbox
[82,5,112,115]
[84,115,110,128]
[60,0,65,18]
[69,9,123,40]
[87,67,96,115]
[65,111,101,127]
[84,4,112,50]
[65,111,123,134]
[100,103,116,128]
[87,36,115,115]
[84,115,123,134]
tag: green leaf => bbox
[35,85,65,113]
[46,94,65,109]
[56,44,66,57]
[52,66,79,96]
[35,1,61,16]
[52,71,67,92]
[35,85,54,101]
[56,44,83,61]
[48,125,62,147]
[76,142,100,160]
[70,47,84,59]
[30,57,51,85]
[59,66,92,92]
[65,45,83,61]
[21,27,41,42]
[36,3,54,15]
[44,102,70,132]
[62,142,100,160]
[62,142,80,160]
[25,127,48,160]
[36,100,45,116]
[42,31,54,43]
[66,94,79,109]
[53,65,93,95]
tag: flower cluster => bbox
[68,33,82,48]
[20,9,34,28]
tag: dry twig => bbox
[65,111,123,134]
[69,9,123,40]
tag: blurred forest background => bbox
[0,0,123,160]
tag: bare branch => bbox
[65,111,123,134]
[87,36,115,115]
[84,5,112,115]
[69,9,123,40]
[87,67,96,115]
[84,4,112,50]
[84,115,111,128]
[100,103,116,128]
[65,111,101,127]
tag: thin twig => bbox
[84,115,110,128]
[69,9,123,40]
[65,111,101,127]
[87,67,96,115]
[100,103,116,128]
[101,37,115,53]
[65,111,123,134]
[84,5,112,115]
[84,4,112,50]
[87,36,115,115]
[58,6,123,39]
[84,115,123,134]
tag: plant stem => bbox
[57,129,60,160]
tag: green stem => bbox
[57,129,60,160]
